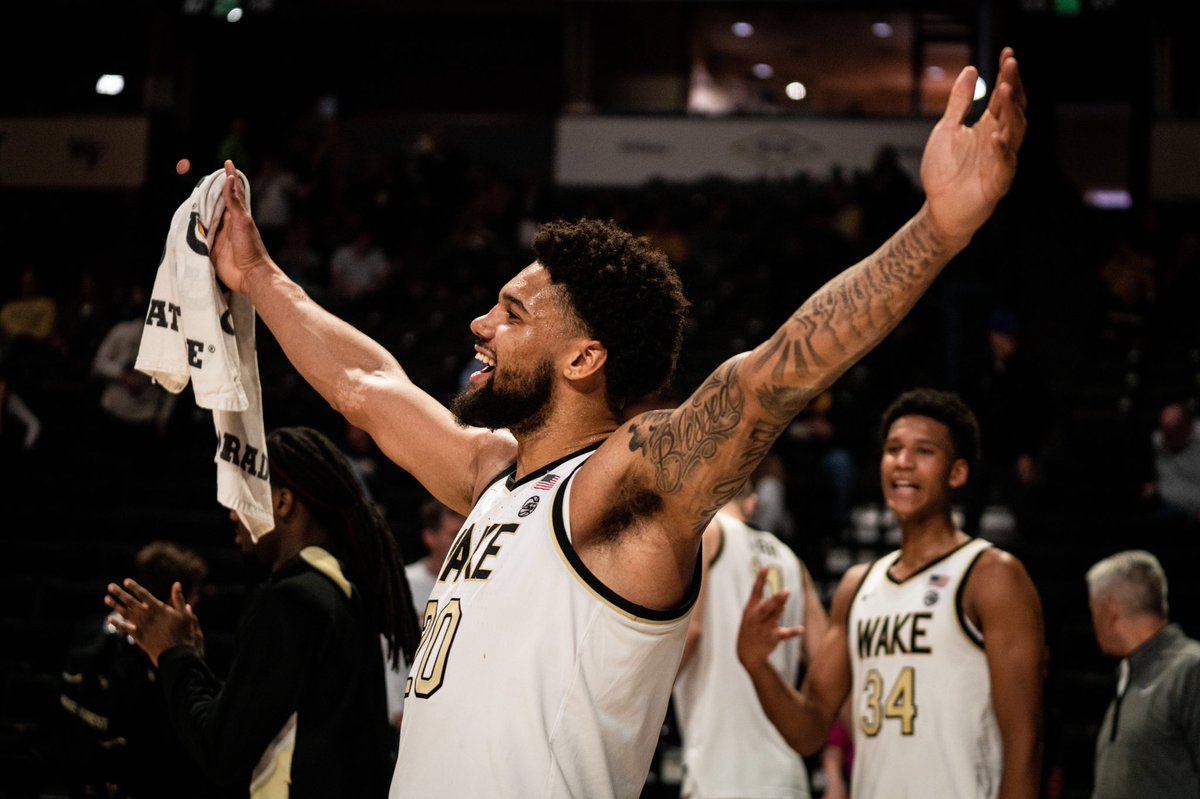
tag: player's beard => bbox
[451,358,555,437]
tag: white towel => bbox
[135,168,274,540]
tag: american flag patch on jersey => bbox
[928,573,949,587]
[533,473,560,491]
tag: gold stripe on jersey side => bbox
[953,544,990,651]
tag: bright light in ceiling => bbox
[785,81,807,101]
[95,74,125,96]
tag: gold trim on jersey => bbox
[883,537,977,585]
[550,458,700,626]
[954,544,991,650]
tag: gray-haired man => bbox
[1086,550,1200,799]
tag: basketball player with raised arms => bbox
[209,50,1026,799]
[737,389,1045,799]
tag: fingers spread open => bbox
[773,625,805,642]
[170,581,187,611]
[122,578,161,608]
[757,590,791,622]
[107,582,141,612]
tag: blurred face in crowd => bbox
[880,415,967,524]
[1159,403,1193,454]
[451,264,582,435]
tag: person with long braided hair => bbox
[105,426,421,798]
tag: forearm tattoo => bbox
[628,212,950,534]
[751,212,948,386]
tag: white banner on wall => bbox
[554,116,935,187]
[0,116,148,189]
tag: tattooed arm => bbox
[579,51,1026,592]
[625,205,956,537]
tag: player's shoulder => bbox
[832,561,874,604]
[962,542,1039,612]
[969,543,1032,581]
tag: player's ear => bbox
[948,459,969,490]
[273,486,295,519]
[564,339,607,382]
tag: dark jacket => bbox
[159,548,394,798]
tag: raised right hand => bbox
[736,567,804,670]
[211,159,271,294]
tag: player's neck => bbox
[896,512,966,569]
[512,399,617,479]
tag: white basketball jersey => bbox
[847,537,1000,799]
[672,514,810,799]
[391,443,699,799]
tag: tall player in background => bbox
[208,50,1027,798]
[673,481,829,798]
[738,389,1044,799]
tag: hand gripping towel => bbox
[135,168,274,540]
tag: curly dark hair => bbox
[879,388,982,475]
[532,219,689,412]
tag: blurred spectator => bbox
[216,116,251,172]
[60,541,220,799]
[1086,550,1200,799]
[689,196,742,275]
[0,267,57,346]
[961,308,1052,536]
[1142,402,1200,524]
[780,388,859,534]
[0,381,41,453]
[1097,214,1158,345]
[342,419,406,519]
[1,267,59,391]
[328,224,394,309]
[750,452,796,543]
[860,144,921,249]
[275,217,326,300]
[253,153,309,252]
[641,203,691,268]
[59,270,114,382]
[405,497,466,612]
[92,285,179,443]
[826,165,866,256]
[407,123,469,235]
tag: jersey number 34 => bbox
[860,666,917,736]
